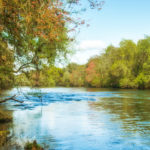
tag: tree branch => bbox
[0,95,24,104]
[13,62,32,73]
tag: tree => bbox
[0,38,14,90]
[86,58,100,87]
[69,65,85,87]
[133,37,150,89]
[0,0,105,88]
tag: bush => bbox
[24,140,44,150]
[0,110,12,147]
[0,110,12,123]
[0,130,10,146]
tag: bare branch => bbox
[13,62,32,73]
[0,95,24,104]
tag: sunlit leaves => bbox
[0,38,14,89]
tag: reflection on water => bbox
[1,87,150,150]
[91,97,150,134]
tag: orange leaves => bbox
[30,4,69,41]
[0,0,74,43]
[22,1,65,39]
[0,25,3,32]
[86,61,96,73]
[31,1,36,4]
[86,61,99,83]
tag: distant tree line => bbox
[15,36,150,89]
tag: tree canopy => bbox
[16,36,150,89]
[0,0,104,89]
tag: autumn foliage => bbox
[0,0,68,39]
[15,37,150,89]
[0,0,104,89]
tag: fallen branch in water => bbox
[0,95,24,104]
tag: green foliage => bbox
[0,110,12,123]
[134,73,147,89]
[15,36,150,89]
[0,110,12,147]
[69,64,85,87]
[119,78,136,89]
[61,71,71,87]
[92,37,150,89]
[0,0,104,90]
[24,140,44,150]
[16,66,64,87]
[62,36,150,89]
[0,38,14,90]
[0,130,10,146]
[0,0,72,89]
[15,74,31,86]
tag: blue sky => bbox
[70,0,150,64]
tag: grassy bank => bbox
[0,109,44,149]
[0,109,12,146]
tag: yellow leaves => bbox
[1,55,6,61]
[26,15,31,23]
[0,25,3,32]
[14,0,18,4]
[0,0,2,8]
[0,0,3,13]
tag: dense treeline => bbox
[15,66,64,87]
[0,38,14,90]
[15,36,150,89]
[84,37,150,89]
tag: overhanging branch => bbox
[0,95,24,104]
[13,62,32,73]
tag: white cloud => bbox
[77,40,106,51]
[70,40,106,64]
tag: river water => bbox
[1,87,150,150]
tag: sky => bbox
[70,0,150,64]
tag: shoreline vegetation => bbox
[0,108,43,150]
[0,109,12,147]
[15,37,150,90]
[24,141,44,150]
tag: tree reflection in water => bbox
[90,96,150,135]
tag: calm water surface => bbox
[1,87,150,150]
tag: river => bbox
[1,87,150,150]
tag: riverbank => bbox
[0,109,12,147]
[0,108,44,150]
